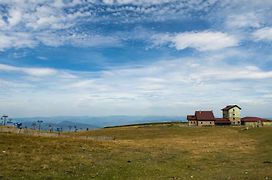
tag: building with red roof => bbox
[214,118,231,126]
[187,111,215,126]
[187,105,272,127]
[241,117,272,127]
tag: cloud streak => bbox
[253,27,272,41]
[0,64,58,77]
[153,31,239,51]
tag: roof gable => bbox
[222,105,241,111]
[241,117,271,122]
[187,115,196,120]
[195,111,215,121]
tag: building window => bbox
[210,122,212,124]
[233,118,235,120]
[233,114,235,116]
[201,122,203,124]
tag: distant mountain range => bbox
[12,116,186,131]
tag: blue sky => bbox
[0,0,272,117]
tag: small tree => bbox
[15,122,22,129]
[15,123,23,133]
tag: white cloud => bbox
[102,0,175,5]
[1,53,272,117]
[2,0,271,51]
[252,27,272,41]
[153,31,239,51]
[8,8,22,27]
[36,32,121,48]
[0,29,120,51]
[0,0,121,50]
[0,0,272,117]
[225,13,261,29]
[22,68,58,77]
[227,0,272,8]
[0,32,36,51]
[0,64,58,77]
[191,65,272,80]
[0,0,234,52]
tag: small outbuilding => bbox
[241,117,272,127]
[188,111,215,126]
[187,115,197,126]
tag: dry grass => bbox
[0,124,271,179]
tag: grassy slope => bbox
[0,124,271,179]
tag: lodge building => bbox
[187,105,272,127]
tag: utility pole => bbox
[1,115,8,125]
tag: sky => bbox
[0,0,272,118]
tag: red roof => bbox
[222,105,241,111]
[195,111,215,121]
[187,115,196,120]
[215,118,231,124]
[241,117,271,122]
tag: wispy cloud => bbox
[0,0,271,51]
[0,64,58,77]
[252,27,272,41]
[152,31,239,51]
[0,0,122,50]
[102,0,176,5]
[225,13,262,29]
[0,0,272,117]
[0,32,36,51]
[1,52,272,116]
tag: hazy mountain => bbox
[13,116,186,130]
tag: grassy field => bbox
[0,124,272,179]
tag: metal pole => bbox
[1,115,8,126]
